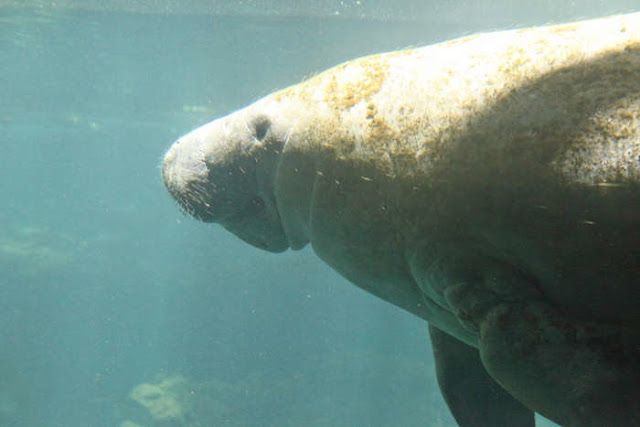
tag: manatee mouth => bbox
[161,135,290,253]
[166,180,218,223]
[161,147,267,224]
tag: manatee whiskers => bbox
[167,179,215,221]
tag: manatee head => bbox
[162,100,295,253]
[162,55,391,253]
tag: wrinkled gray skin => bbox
[162,14,640,426]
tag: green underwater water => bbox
[2,1,637,425]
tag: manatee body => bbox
[162,13,640,426]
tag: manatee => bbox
[161,13,640,426]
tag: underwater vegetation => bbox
[120,351,455,426]
[125,374,194,426]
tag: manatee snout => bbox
[162,117,259,218]
[161,108,291,252]
[162,130,218,222]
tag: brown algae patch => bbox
[364,102,397,149]
[549,23,580,34]
[271,54,389,110]
[323,55,389,110]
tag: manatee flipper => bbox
[429,325,534,427]
[439,259,640,425]
[479,298,640,427]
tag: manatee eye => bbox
[254,118,271,142]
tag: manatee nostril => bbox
[254,118,271,141]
